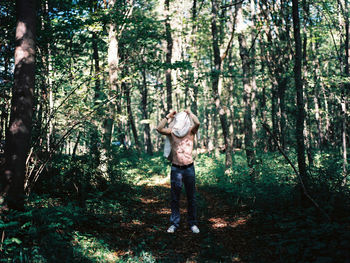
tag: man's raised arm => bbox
[185,109,200,134]
[156,111,176,135]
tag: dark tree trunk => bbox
[141,68,153,155]
[238,33,256,175]
[191,0,199,115]
[0,0,36,211]
[277,78,287,150]
[292,0,308,190]
[124,82,140,150]
[90,29,101,167]
[210,0,232,167]
[237,2,256,175]
[271,83,279,150]
[92,31,101,100]
[165,0,173,112]
[341,0,349,183]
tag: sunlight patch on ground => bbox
[71,231,118,262]
[140,197,159,204]
[209,216,249,229]
[135,174,170,187]
[121,219,145,227]
[158,208,171,215]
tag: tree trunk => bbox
[311,35,324,148]
[342,0,349,183]
[89,26,101,169]
[277,78,287,150]
[210,0,232,168]
[191,0,199,115]
[237,3,256,175]
[92,31,101,101]
[124,82,140,150]
[100,0,119,175]
[0,0,36,211]
[292,0,308,191]
[165,0,173,112]
[141,67,153,155]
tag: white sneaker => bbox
[167,225,176,233]
[190,225,200,234]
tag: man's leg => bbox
[183,165,197,227]
[170,166,183,228]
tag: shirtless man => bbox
[156,109,200,234]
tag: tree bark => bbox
[210,0,232,167]
[141,67,153,155]
[191,0,199,115]
[237,2,256,175]
[0,0,36,211]
[292,0,308,191]
[90,25,101,168]
[124,82,140,150]
[341,0,349,183]
[100,0,119,175]
[165,0,173,112]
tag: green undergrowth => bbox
[195,150,350,262]
[0,149,349,262]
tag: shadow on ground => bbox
[4,180,349,262]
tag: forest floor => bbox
[74,174,263,263]
[2,153,350,262]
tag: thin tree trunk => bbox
[292,0,308,192]
[342,0,349,183]
[124,82,140,150]
[1,0,36,211]
[341,101,348,184]
[210,0,232,168]
[302,0,313,166]
[312,36,324,148]
[165,0,173,112]
[141,67,153,155]
[271,82,279,151]
[42,0,53,152]
[277,78,287,150]
[191,0,199,115]
[250,0,257,150]
[92,31,101,100]
[90,25,101,168]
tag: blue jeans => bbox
[170,164,197,228]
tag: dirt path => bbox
[103,180,260,262]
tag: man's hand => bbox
[167,110,177,119]
[184,108,200,134]
[156,110,176,135]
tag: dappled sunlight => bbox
[209,216,250,229]
[136,174,170,186]
[139,197,159,204]
[71,231,119,261]
[209,217,230,228]
[121,219,145,227]
[157,207,171,215]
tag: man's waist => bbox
[171,162,194,169]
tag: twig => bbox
[262,122,331,222]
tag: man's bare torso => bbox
[169,130,194,166]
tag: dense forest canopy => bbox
[0,0,349,262]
